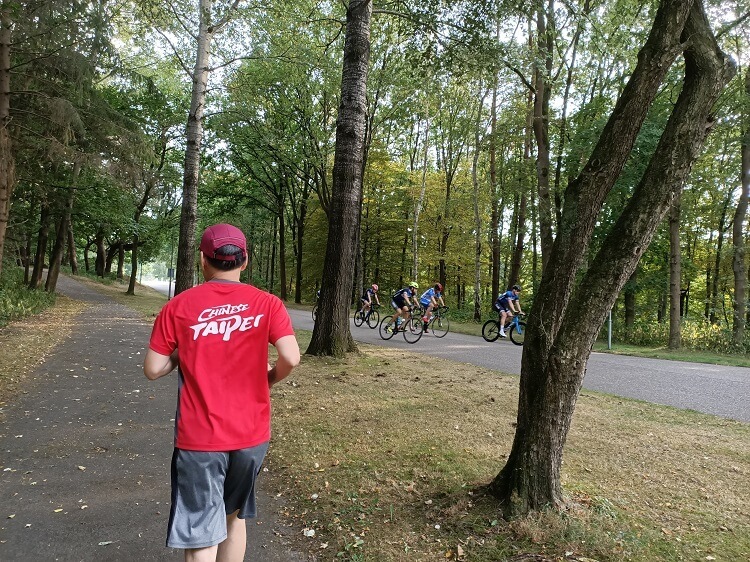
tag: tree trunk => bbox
[532,1,555,271]
[95,226,106,278]
[294,190,308,304]
[278,191,287,301]
[472,88,488,321]
[490,81,501,300]
[732,68,749,347]
[488,0,734,517]
[175,0,215,295]
[508,194,527,287]
[306,0,372,356]
[413,113,430,280]
[710,193,730,323]
[46,161,80,293]
[624,268,637,327]
[0,5,14,276]
[669,193,682,349]
[29,200,50,289]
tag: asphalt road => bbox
[286,308,750,424]
[140,280,750,423]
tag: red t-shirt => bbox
[148,280,295,451]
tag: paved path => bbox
[284,308,750,424]
[0,276,310,561]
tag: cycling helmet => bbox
[408,281,419,289]
[435,283,443,292]
[512,284,522,291]
[371,283,379,291]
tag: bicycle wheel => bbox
[366,309,380,329]
[312,305,318,322]
[379,316,397,340]
[482,319,500,342]
[353,309,364,327]
[510,321,527,346]
[431,315,450,338]
[403,316,424,344]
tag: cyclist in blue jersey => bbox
[494,284,523,338]
[357,283,380,318]
[419,283,445,332]
[388,282,420,330]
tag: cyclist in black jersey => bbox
[388,282,420,329]
[494,284,523,338]
[357,284,380,318]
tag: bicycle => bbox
[378,307,423,343]
[482,313,526,345]
[423,306,450,338]
[353,303,380,329]
[312,290,321,322]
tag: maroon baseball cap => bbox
[200,223,247,261]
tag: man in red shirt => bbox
[144,223,300,562]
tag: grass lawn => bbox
[3,276,749,561]
[268,332,750,561]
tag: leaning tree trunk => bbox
[669,192,682,349]
[0,4,14,276]
[488,0,734,517]
[732,67,750,347]
[306,0,372,357]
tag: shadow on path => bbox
[0,275,310,561]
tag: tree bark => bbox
[67,224,78,275]
[489,0,734,517]
[532,0,555,271]
[669,193,682,349]
[175,0,215,295]
[95,225,106,277]
[732,69,750,348]
[624,268,637,327]
[732,68,749,347]
[29,200,50,289]
[46,161,80,293]
[0,4,14,276]
[490,80,501,300]
[710,193,731,323]
[306,0,372,357]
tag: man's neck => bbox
[205,271,242,283]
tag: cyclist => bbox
[388,282,420,331]
[358,283,380,319]
[494,284,524,338]
[419,283,445,332]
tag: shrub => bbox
[0,266,56,328]
[611,317,750,354]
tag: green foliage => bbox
[0,267,56,328]
[611,317,750,355]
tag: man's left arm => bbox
[268,335,300,387]
[144,348,179,380]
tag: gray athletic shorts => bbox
[166,442,269,549]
